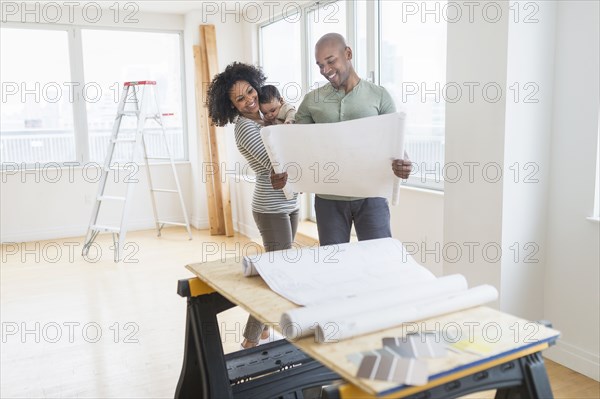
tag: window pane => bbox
[355,0,368,78]
[260,17,302,106]
[307,0,347,88]
[380,0,447,189]
[81,29,185,163]
[1,28,75,164]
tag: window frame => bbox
[0,22,188,168]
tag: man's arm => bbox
[294,95,315,124]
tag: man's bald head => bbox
[314,32,358,92]
[315,33,348,53]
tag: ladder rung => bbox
[158,221,187,227]
[152,189,178,193]
[125,80,156,86]
[91,225,120,233]
[120,111,139,117]
[98,195,126,201]
[119,112,160,120]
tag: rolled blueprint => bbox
[314,284,499,343]
[280,274,468,339]
[242,257,259,277]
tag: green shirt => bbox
[295,79,397,201]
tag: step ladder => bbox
[82,81,192,262]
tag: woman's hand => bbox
[270,170,288,190]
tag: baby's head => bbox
[259,85,284,123]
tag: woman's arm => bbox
[235,119,273,172]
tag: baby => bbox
[259,85,296,125]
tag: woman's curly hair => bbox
[206,62,267,127]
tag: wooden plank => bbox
[198,25,226,235]
[193,45,222,235]
[201,24,234,237]
[186,259,561,397]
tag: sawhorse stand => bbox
[175,278,556,399]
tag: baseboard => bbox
[234,219,260,242]
[1,216,191,243]
[191,217,209,230]
[296,220,319,246]
[544,339,600,381]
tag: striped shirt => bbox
[234,117,299,213]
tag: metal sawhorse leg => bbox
[175,278,341,399]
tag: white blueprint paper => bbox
[260,113,406,203]
[279,275,468,339]
[243,238,435,306]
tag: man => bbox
[272,33,412,245]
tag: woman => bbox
[207,62,299,349]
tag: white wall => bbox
[500,1,556,320]
[543,1,600,381]
[391,187,444,276]
[443,2,509,300]
[1,163,193,243]
[444,0,599,380]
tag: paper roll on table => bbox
[242,257,258,277]
[280,274,468,339]
[313,285,499,343]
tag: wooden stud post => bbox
[201,25,234,237]
[193,44,224,235]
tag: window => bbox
[1,27,76,163]
[354,0,368,79]
[0,25,186,166]
[81,29,185,163]
[379,0,447,190]
[260,15,302,106]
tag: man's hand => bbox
[392,157,412,179]
[271,170,288,189]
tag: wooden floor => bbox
[1,228,598,398]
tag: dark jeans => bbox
[243,209,299,342]
[314,196,391,245]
